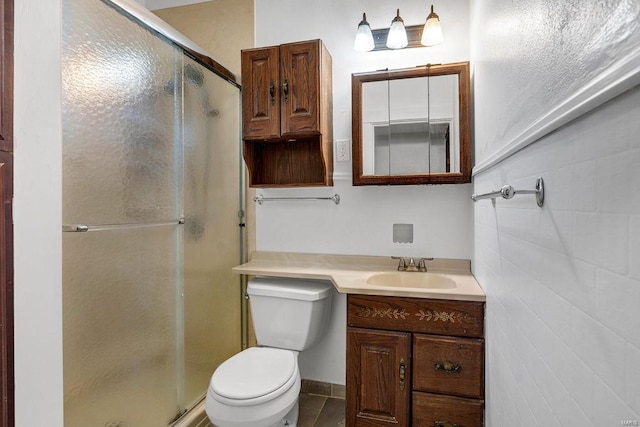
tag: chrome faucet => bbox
[406,258,418,272]
[392,256,433,272]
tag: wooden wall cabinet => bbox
[241,39,333,187]
[347,295,485,427]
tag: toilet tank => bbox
[247,277,333,351]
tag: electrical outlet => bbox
[336,139,350,162]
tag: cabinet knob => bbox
[434,360,462,373]
[435,421,458,427]
[399,358,406,390]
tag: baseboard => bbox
[300,379,346,399]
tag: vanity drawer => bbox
[413,334,484,399]
[413,392,484,427]
[347,295,484,338]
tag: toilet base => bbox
[206,398,298,427]
[281,401,299,427]
[261,401,299,427]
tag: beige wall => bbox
[154,0,256,256]
[153,0,254,78]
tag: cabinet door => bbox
[347,327,410,426]
[241,46,280,139]
[280,40,320,136]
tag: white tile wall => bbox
[474,85,640,425]
[627,343,640,415]
[574,212,629,274]
[630,216,640,280]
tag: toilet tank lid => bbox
[248,276,333,301]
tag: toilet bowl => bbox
[206,347,301,427]
[205,277,333,427]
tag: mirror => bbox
[352,62,471,185]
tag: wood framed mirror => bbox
[351,62,471,185]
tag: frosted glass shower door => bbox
[63,0,182,425]
[63,0,244,425]
[63,229,180,426]
[182,57,242,407]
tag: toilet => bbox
[206,276,333,427]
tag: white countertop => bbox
[232,251,486,302]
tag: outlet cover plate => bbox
[336,139,350,162]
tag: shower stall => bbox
[62,0,244,425]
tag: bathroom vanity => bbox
[233,251,486,427]
[347,295,484,426]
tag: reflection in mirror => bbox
[352,62,470,185]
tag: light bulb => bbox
[354,13,375,52]
[421,5,443,47]
[386,9,408,49]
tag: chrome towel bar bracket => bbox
[254,194,341,205]
[471,177,544,207]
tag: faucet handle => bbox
[391,256,407,271]
[417,258,434,272]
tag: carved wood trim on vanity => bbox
[348,295,484,338]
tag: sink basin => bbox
[366,272,457,289]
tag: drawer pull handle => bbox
[435,361,462,373]
[399,358,406,390]
[435,421,458,427]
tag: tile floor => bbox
[201,393,345,427]
[298,393,345,427]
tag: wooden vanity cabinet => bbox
[241,39,333,187]
[347,328,411,426]
[347,294,485,427]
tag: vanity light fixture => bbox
[354,4,444,52]
[353,13,375,52]
[386,9,408,49]
[421,5,443,46]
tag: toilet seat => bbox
[210,347,297,406]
